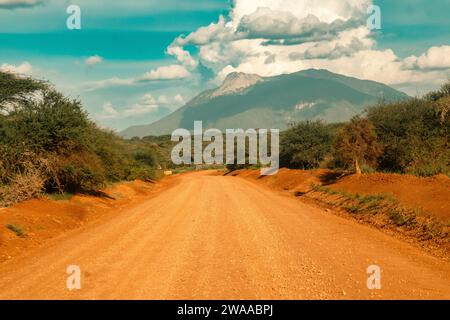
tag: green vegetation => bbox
[0,72,170,206]
[366,88,449,176]
[334,116,382,175]
[280,120,335,169]
[308,184,447,240]
[6,224,26,237]
[121,69,409,138]
[310,184,397,215]
[47,192,74,201]
[280,80,450,176]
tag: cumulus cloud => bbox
[230,0,370,24]
[0,0,44,9]
[166,46,198,69]
[165,0,449,93]
[0,61,33,74]
[403,46,450,70]
[168,0,375,81]
[99,102,120,119]
[141,64,191,81]
[237,8,362,42]
[85,55,103,68]
[300,27,373,59]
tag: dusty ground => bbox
[0,179,165,263]
[0,171,448,299]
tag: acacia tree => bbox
[0,71,47,110]
[335,116,382,175]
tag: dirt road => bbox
[0,171,449,299]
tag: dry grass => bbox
[0,168,44,207]
[307,184,448,243]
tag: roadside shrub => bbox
[2,90,93,154]
[133,150,157,167]
[276,81,449,177]
[53,153,106,193]
[367,91,449,176]
[0,71,165,204]
[280,121,334,169]
[0,168,44,207]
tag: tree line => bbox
[0,71,169,206]
[280,81,449,176]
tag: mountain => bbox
[120,69,409,138]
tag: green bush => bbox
[279,80,449,177]
[0,71,166,205]
[366,84,449,176]
[280,120,335,169]
[0,72,47,108]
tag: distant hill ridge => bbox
[121,69,409,138]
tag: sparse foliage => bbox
[334,116,382,174]
[0,72,47,108]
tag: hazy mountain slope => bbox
[121,69,409,138]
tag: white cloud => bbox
[301,27,373,59]
[98,97,158,119]
[0,0,43,9]
[166,0,449,94]
[99,102,120,119]
[0,61,33,74]
[174,94,185,104]
[83,64,191,91]
[141,64,191,81]
[98,93,185,120]
[169,0,375,82]
[123,100,159,117]
[230,0,370,25]
[85,55,103,68]
[82,76,135,91]
[403,46,450,70]
[166,45,198,69]
[157,93,185,106]
[172,15,238,47]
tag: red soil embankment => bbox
[230,168,450,223]
[0,179,165,263]
[332,173,450,222]
[228,168,324,192]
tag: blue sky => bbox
[0,0,449,131]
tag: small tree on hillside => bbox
[335,116,382,175]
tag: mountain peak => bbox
[212,72,263,98]
[121,69,409,138]
[223,71,259,82]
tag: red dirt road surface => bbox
[0,171,449,299]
